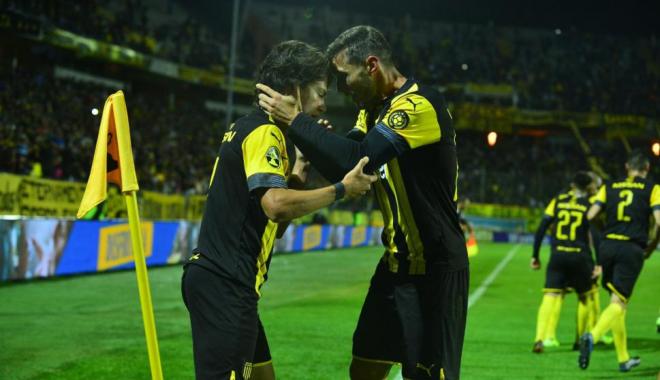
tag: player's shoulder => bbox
[391,80,444,113]
[232,110,282,143]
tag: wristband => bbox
[333,182,345,201]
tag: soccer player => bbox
[181,41,377,380]
[530,172,598,353]
[257,25,468,380]
[578,151,660,372]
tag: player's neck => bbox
[627,170,647,179]
[379,67,407,100]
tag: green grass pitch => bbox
[1,242,659,379]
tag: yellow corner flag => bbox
[77,91,139,218]
[77,90,163,380]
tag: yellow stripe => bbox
[605,233,630,241]
[543,288,564,293]
[556,246,582,253]
[208,156,220,188]
[252,360,273,368]
[254,221,277,296]
[352,355,399,366]
[606,282,628,303]
[374,180,399,272]
[230,370,236,380]
[388,159,425,275]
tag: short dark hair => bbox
[626,149,650,171]
[572,171,593,191]
[255,40,328,102]
[326,25,393,65]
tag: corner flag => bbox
[77,90,139,218]
[77,90,163,380]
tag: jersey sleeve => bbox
[242,124,288,192]
[351,110,368,135]
[544,198,557,218]
[377,94,442,150]
[593,185,606,206]
[651,184,660,210]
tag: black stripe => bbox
[247,173,288,192]
[379,171,410,261]
[375,123,410,155]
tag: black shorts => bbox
[598,240,645,302]
[544,252,594,294]
[182,259,271,380]
[353,259,469,380]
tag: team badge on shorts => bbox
[265,146,281,168]
[388,110,409,129]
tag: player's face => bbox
[300,80,327,117]
[332,51,378,108]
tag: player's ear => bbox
[365,56,379,74]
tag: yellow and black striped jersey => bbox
[357,80,465,274]
[193,110,290,296]
[593,176,660,247]
[288,79,468,274]
[543,191,592,254]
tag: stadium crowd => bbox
[1,0,658,206]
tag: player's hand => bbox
[342,157,377,198]
[317,118,333,130]
[591,265,602,279]
[256,83,301,126]
[530,257,541,270]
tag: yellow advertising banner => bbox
[97,222,154,271]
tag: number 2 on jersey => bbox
[617,190,633,222]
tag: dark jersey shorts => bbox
[182,256,271,380]
[544,252,594,294]
[598,240,645,301]
[353,258,469,380]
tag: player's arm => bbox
[243,124,376,224]
[276,148,309,238]
[587,185,606,221]
[257,83,439,182]
[644,185,660,259]
[531,198,556,269]
[261,157,375,222]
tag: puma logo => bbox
[406,97,421,112]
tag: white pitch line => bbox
[467,244,521,309]
[393,244,521,380]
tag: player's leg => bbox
[579,241,643,371]
[534,256,565,352]
[250,318,275,380]
[350,260,401,380]
[350,357,393,380]
[422,266,469,380]
[605,243,644,371]
[182,263,259,380]
[573,254,596,342]
[543,293,563,347]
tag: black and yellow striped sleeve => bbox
[346,109,368,141]
[242,124,288,192]
[651,184,660,211]
[544,198,557,218]
[593,185,606,206]
[378,94,441,150]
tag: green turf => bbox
[1,243,659,379]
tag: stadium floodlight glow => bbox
[653,142,660,157]
[461,63,468,71]
[91,108,99,116]
[487,131,497,147]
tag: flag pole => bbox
[124,190,163,380]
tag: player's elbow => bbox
[261,189,292,223]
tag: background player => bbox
[578,151,660,372]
